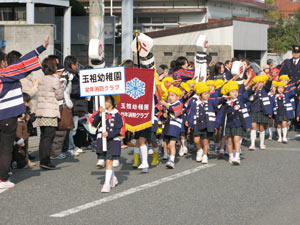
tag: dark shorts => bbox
[274,114,289,123]
[163,135,177,143]
[224,127,246,137]
[97,151,119,161]
[134,128,152,142]
[251,111,269,124]
[194,129,214,139]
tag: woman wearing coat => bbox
[36,57,64,170]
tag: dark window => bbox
[164,17,178,23]
[186,52,195,57]
[138,17,151,23]
[209,52,218,56]
[164,52,173,56]
[152,17,164,24]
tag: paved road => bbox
[1,133,300,225]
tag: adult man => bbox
[279,45,300,130]
[224,60,233,80]
[279,45,300,83]
[0,36,49,189]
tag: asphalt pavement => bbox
[1,133,300,225]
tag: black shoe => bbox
[28,154,36,160]
[40,163,56,170]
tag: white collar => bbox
[293,58,299,64]
[226,98,238,105]
[105,108,118,115]
[169,100,180,106]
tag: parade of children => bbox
[2,36,300,196]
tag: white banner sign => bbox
[79,66,126,97]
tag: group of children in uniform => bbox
[90,72,300,193]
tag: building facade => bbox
[273,0,300,18]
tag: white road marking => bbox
[268,147,300,152]
[0,189,8,194]
[50,164,216,218]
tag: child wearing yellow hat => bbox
[217,81,252,165]
[178,82,191,157]
[187,83,223,164]
[186,79,196,91]
[160,87,184,169]
[91,95,125,193]
[271,81,299,143]
[248,74,272,150]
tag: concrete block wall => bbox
[151,45,232,66]
[0,24,55,61]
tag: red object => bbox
[117,68,155,132]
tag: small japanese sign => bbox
[79,66,126,97]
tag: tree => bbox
[264,0,281,20]
[268,7,300,53]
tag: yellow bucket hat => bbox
[221,81,239,95]
[168,86,182,97]
[196,83,211,95]
[180,82,191,93]
[279,75,290,82]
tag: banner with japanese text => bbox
[117,68,154,132]
[79,66,126,97]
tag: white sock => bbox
[250,130,256,146]
[282,127,288,139]
[260,131,265,146]
[140,145,148,165]
[269,127,273,137]
[169,155,175,162]
[229,153,234,158]
[104,170,112,185]
[277,128,282,139]
[134,147,140,154]
[197,149,203,153]
[240,138,243,145]
[111,169,115,179]
[181,139,186,147]
[153,147,159,153]
[236,152,240,159]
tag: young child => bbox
[206,80,218,98]
[186,80,196,92]
[160,87,183,169]
[187,83,221,164]
[249,74,272,150]
[271,81,297,143]
[178,82,191,157]
[217,81,253,165]
[91,95,125,193]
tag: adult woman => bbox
[36,57,64,169]
[172,56,194,82]
[63,56,88,156]
[212,62,226,80]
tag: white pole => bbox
[110,0,113,16]
[121,0,133,61]
[63,6,72,60]
[26,1,35,24]
[89,0,107,151]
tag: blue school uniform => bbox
[217,91,252,136]
[187,98,223,136]
[271,89,296,121]
[163,100,183,139]
[92,108,124,159]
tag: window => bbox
[164,52,173,56]
[209,52,218,57]
[0,8,13,21]
[164,17,178,23]
[138,17,151,23]
[152,17,164,24]
[186,52,195,57]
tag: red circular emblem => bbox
[234,105,240,111]
[98,44,103,57]
[204,40,208,49]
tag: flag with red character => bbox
[117,68,155,132]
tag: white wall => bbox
[179,13,207,25]
[153,25,234,46]
[207,1,265,19]
[233,20,268,51]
